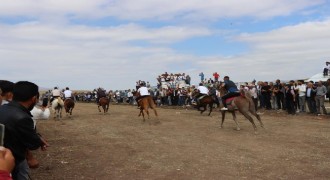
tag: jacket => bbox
[0,101,43,164]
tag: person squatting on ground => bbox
[220,76,240,110]
[0,81,49,180]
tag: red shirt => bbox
[213,73,219,78]
[0,170,12,180]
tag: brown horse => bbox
[137,96,158,121]
[132,91,159,122]
[192,90,219,116]
[98,97,109,114]
[219,87,264,133]
[64,98,75,116]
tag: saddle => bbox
[196,95,208,104]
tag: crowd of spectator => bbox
[34,71,330,117]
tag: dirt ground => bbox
[30,102,330,180]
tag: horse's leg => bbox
[220,111,226,128]
[141,109,146,122]
[200,105,206,114]
[208,103,213,116]
[98,105,101,112]
[239,110,257,133]
[146,108,150,119]
[59,108,62,119]
[102,105,106,114]
[232,111,240,131]
[251,111,264,128]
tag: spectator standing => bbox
[285,83,296,115]
[0,81,49,180]
[261,82,272,110]
[185,75,191,85]
[127,89,133,105]
[274,79,284,110]
[315,81,327,115]
[306,82,317,114]
[297,80,306,113]
[199,72,204,82]
[327,78,330,102]
[270,82,278,110]
[213,72,220,82]
[248,82,258,112]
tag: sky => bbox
[1,0,330,90]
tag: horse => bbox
[192,90,219,116]
[64,98,75,116]
[137,96,158,121]
[132,90,158,121]
[98,97,109,114]
[219,86,264,133]
[51,97,64,120]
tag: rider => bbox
[135,82,150,107]
[63,87,73,100]
[220,76,240,110]
[194,83,209,104]
[96,87,106,104]
[51,87,62,103]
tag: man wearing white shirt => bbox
[135,83,150,108]
[296,80,307,112]
[64,87,72,99]
[194,83,209,105]
[323,61,330,76]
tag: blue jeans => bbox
[12,159,29,180]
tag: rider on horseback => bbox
[220,76,240,110]
[96,87,106,104]
[136,82,150,107]
[193,83,209,105]
[50,87,62,103]
[64,87,73,100]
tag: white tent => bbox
[305,73,330,82]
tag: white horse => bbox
[51,97,64,120]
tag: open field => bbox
[31,103,330,180]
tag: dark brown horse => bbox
[64,98,75,116]
[98,97,109,114]
[219,87,264,133]
[192,90,219,116]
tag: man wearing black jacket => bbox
[0,81,48,180]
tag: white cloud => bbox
[198,19,330,82]
[0,0,329,90]
[0,0,324,21]
[0,22,207,89]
